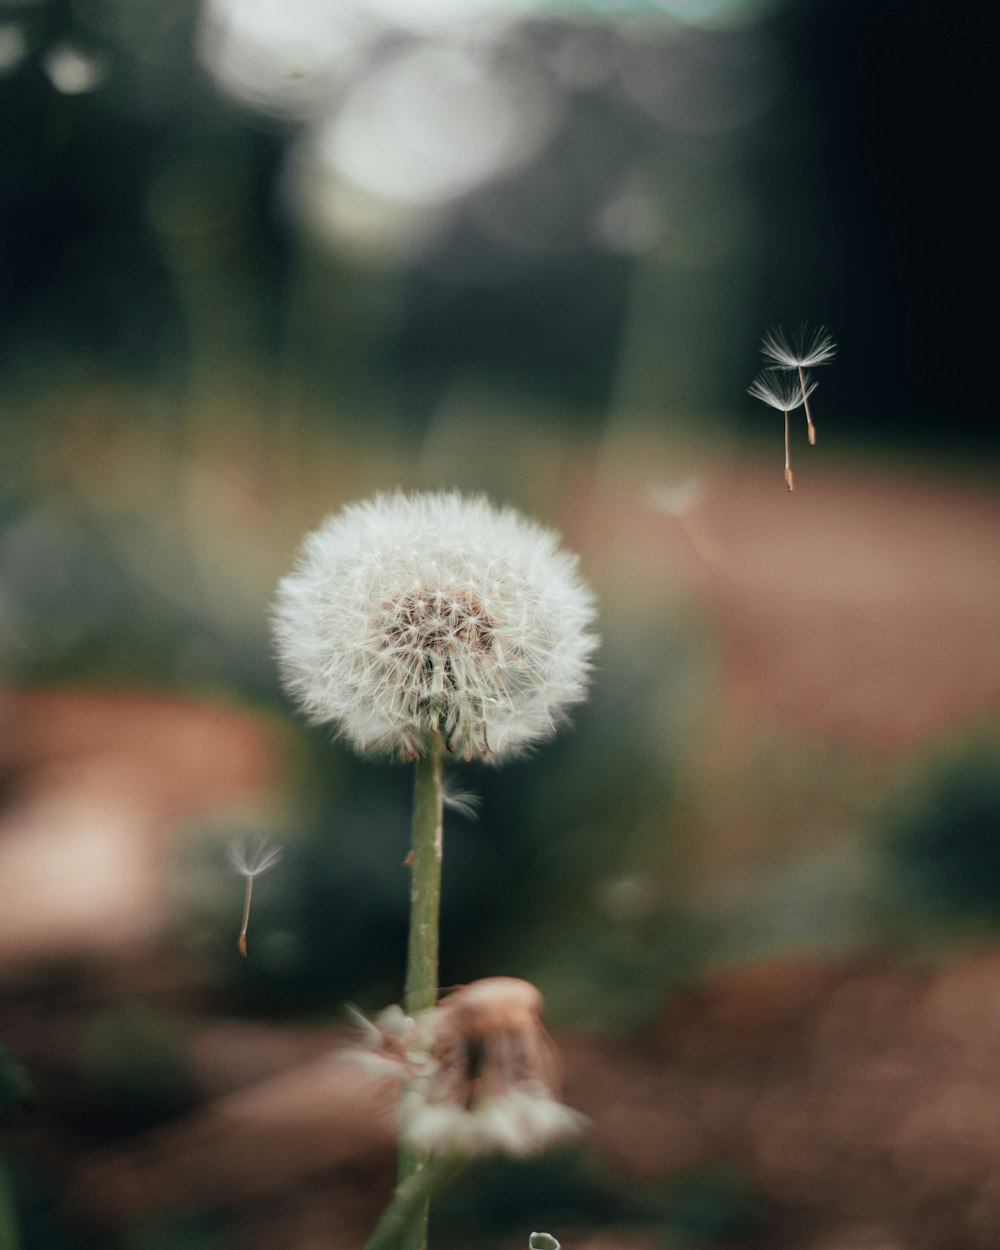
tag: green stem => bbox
[397,740,444,1250]
[364,1153,463,1250]
[405,741,444,1016]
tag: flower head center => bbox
[379,589,495,657]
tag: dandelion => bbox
[404,977,581,1158]
[747,371,817,492]
[353,981,582,1250]
[352,979,581,1161]
[759,324,836,446]
[227,835,282,958]
[272,491,598,764]
[274,492,597,1250]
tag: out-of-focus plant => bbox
[0,1047,32,1250]
[81,1002,199,1132]
[433,1150,763,1245]
[878,736,1000,934]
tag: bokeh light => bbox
[41,42,107,94]
[293,40,557,256]
[198,0,377,119]
[0,23,27,73]
[319,43,555,206]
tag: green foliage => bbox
[0,1160,95,1250]
[80,1003,198,1131]
[121,1209,231,1250]
[0,1048,32,1127]
[878,735,1000,930]
[431,1150,763,1246]
[642,1168,764,1245]
[431,1149,623,1235]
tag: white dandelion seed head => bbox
[340,1003,428,1084]
[272,491,598,763]
[760,324,836,370]
[401,1087,583,1158]
[747,371,816,413]
[405,976,580,1157]
[345,976,583,1158]
[340,1044,409,1083]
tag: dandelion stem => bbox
[364,1152,463,1250]
[797,363,816,445]
[405,739,445,1014]
[238,874,255,958]
[397,738,445,1250]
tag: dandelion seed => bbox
[760,324,836,445]
[227,835,283,878]
[441,777,481,820]
[747,372,815,413]
[646,478,703,519]
[272,491,598,763]
[760,324,836,371]
[646,477,717,576]
[343,1003,418,1083]
[227,835,282,958]
[747,371,817,492]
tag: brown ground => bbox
[13,953,1000,1250]
[573,457,1000,752]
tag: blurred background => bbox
[0,0,998,1247]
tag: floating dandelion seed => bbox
[272,491,598,763]
[747,371,817,492]
[760,325,836,446]
[227,835,282,957]
[441,777,481,821]
[646,477,716,577]
[760,324,836,370]
[646,477,703,519]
